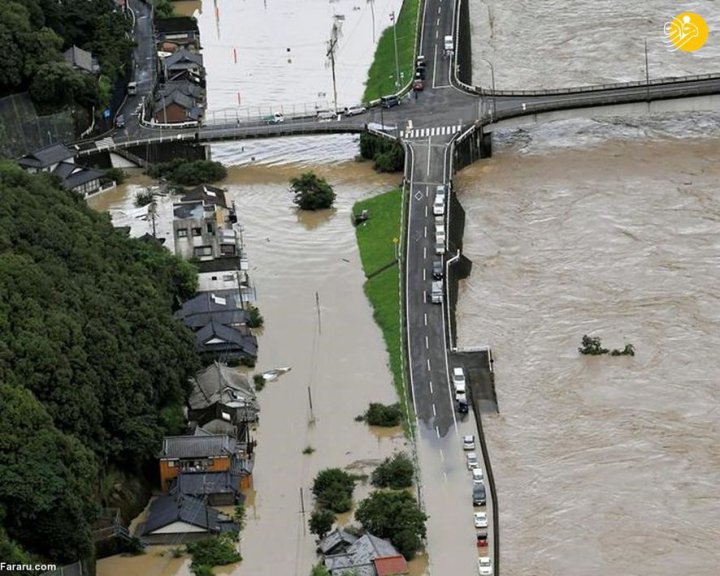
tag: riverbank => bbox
[362,0,421,101]
[353,190,408,424]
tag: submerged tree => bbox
[290,172,336,210]
[578,335,609,356]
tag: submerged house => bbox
[158,429,253,493]
[188,361,259,439]
[17,143,107,196]
[139,494,238,545]
[319,532,409,576]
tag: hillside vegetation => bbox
[0,162,200,562]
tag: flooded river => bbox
[469,0,720,89]
[455,113,720,575]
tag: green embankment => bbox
[362,0,421,102]
[353,190,409,424]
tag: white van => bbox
[444,35,454,52]
[433,193,446,216]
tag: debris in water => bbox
[261,367,292,381]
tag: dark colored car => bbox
[473,483,486,506]
[413,79,424,91]
[477,531,488,547]
[415,67,426,80]
[432,260,443,280]
[380,95,399,108]
[458,399,469,414]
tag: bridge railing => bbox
[467,72,720,98]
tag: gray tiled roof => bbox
[52,161,104,190]
[195,320,258,357]
[325,534,400,576]
[164,48,204,69]
[188,362,257,412]
[64,45,96,73]
[17,144,74,169]
[319,529,358,555]
[154,90,197,114]
[141,494,236,535]
[160,434,237,459]
[181,184,228,208]
[158,80,205,101]
[170,471,242,498]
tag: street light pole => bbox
[390,11,400,90]
[644,38,650,104]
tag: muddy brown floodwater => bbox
[455,116,720,575]
[93,162,433,576]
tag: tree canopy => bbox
[311,468,356,513]
[0,0,134,111]
[290,172,336,210]
[0,162,200,561]
[355,490,427,559]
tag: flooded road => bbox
[455,114,720,575]
[469,0,720,89]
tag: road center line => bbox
[439,448,444,462]
[424,205,428,218]
[423,290,427,303]
[424,313,427,326]
[423,246,427,260]
[438,6,441,14]
[432,404,436,416]
[423,268,426,281]
[425,335,429,349]
[426,141,432,177]
[424,225,427,238]
[435,426,440,438]
[427,358,431,371]
[429,380,433,393]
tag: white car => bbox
[474,511,488,529]
[345,105,367,116]
[452,367,466,395]
[433,194,445,216]
[264,112,285,124]
[456,391,468,406]
[472,468,484,484]
[478,556,493,575]
[466,452,478,470]
[462,434,475,450]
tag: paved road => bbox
[402,1,496,575]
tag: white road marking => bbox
[438,6,442,13]
[439,449,444,462]
[423,246,427,259]
[436,426,440,438]
[429,380,433,393]
[424,205,428,217]
[424,225,427,238]
[425,335,429,349]
[432,404,437,416]
[423,268,426,281]
[435,29,438,39]
[424,313,427,326]
[432,45,438,88]
[436,18,440,25]
[427,358,431,371]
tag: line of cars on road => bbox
[429,184,448,304]
[459,369,493,575]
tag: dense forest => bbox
[0,162,200,563]
[0,0,134,112]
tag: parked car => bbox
[472,468,484,484]
[476,531,488,547]
[433,194,446,216]
[466,452,478,470]
[380,95,399,108]
[263,112,285,124]
[345,105,367,116]
[474,511,488,529]
[432,259,444,280]
[317,110,336,121]
[458,399,469,414]
[462,435,475,450]
[456,391,467,406]
[413,78,424,91]
[452,367,466,395]
[473,482,486,506]
[415,67,426,80]
[478,556,493,575]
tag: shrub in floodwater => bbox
[371,452,414,489]
[253,374,265,391]
[363,402,403,427]
[186,534,241,568]
[309,508,335,539]
[312,468,356,513]
[579,335,635,357]
[247,305,264,328]
[290,172,336,210]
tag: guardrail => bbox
[470,72,720,98]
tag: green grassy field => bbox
[353,189,411,427]
[362,0,421,103]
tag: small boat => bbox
[261,367,292,381]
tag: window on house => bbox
[223,274,235,282]
[194,246,213,257]
[192,227,202,236]
[177,228,188,238]
[220,244,236,256]
[207,222,214,234]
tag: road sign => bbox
[103,108,111,118]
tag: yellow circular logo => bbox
[664,12,709,52]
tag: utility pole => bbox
[326,22,342,113]
[644,38,650,105]
[367,0,376,43]
[149,199,158,237]
[390,11,400,89]
[315,291,321,335]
